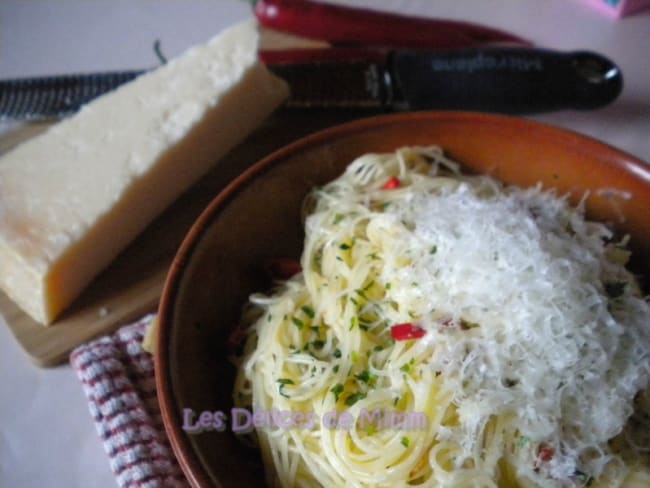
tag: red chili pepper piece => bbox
[536,443,555,465]
[255,0,531,50]
[382,177,401,190]
[263,257,302,280]
[390,323,426,341]
[259,47,385,65]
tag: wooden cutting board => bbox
[0,109,371,367]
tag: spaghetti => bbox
[233,147,650,487]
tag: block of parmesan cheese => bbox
[0,20,289,325]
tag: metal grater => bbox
[0,71,144,120]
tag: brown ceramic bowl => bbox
[155,112,650,487]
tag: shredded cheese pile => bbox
[234,147,650,487]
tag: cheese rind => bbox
[0,20,289,325]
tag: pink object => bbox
[70,315,187,488]
[582,0,650,17]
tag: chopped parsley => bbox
[344,392,367,406]
[291,317,304,330]
[460,319,480,330]
[310,339,325,350]
[572,469,594,487]
[401,436,410,448]
[301,305,315,318]
[355,369,378,387]
[277,378,294,398]
[400,358,415,374]
[349,316,359,330]
[330,383,344,402]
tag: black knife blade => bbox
[0,48,622,120]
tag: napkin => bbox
[70,315,187,488]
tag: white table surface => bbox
[0,1,648,486]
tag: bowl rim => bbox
[155,110,650,487]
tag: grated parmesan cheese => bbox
[379,172,650,481]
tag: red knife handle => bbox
[259,47,385,64]
[254,0,532,49]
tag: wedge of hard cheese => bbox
[0,20,289,325]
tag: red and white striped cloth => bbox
[70,315,188,488]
